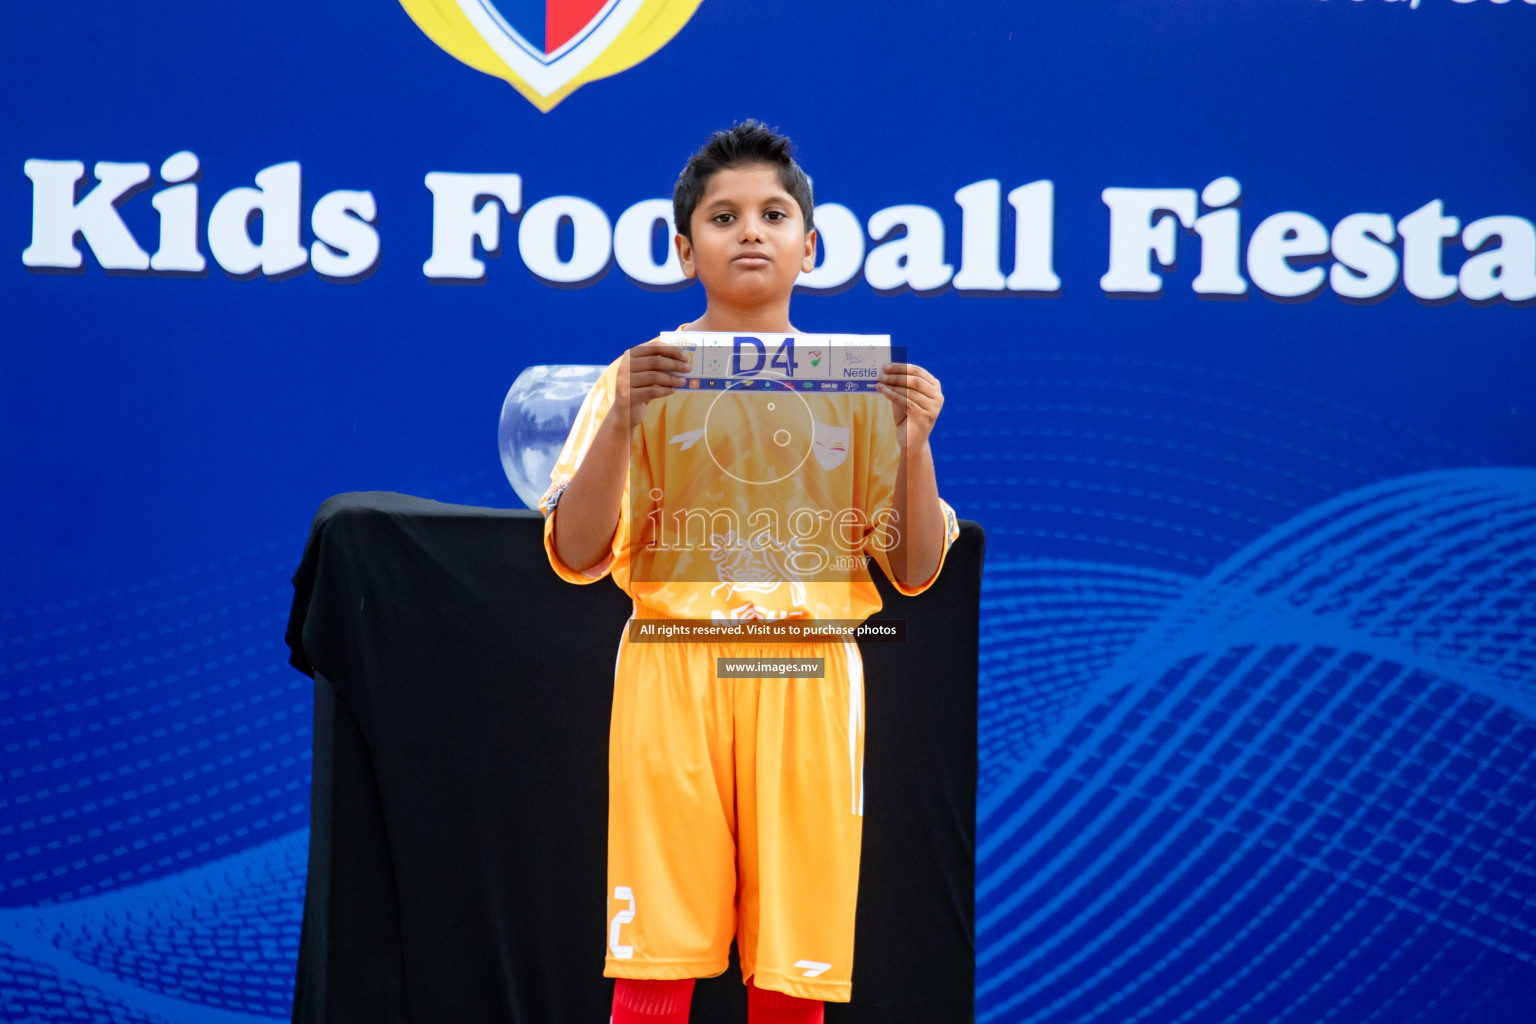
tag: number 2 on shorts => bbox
[609,886,636,959]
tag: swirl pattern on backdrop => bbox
[976,468,1536,1023]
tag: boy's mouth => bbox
[733,251,771,267]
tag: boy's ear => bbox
[674,233,698,279]
[799,228,818,275]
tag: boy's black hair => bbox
[673,120,814,241]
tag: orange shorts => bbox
[604,626,865,1002]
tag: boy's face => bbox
[676,163,816,306]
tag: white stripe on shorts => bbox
[846,640,864,816]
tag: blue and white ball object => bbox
[498,365,606,509]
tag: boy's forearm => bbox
[551,408,632,573]
[887,440,943,586]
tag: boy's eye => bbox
[713,212,735,224]
[764,210,785,221]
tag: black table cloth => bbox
[285,491,982,1023]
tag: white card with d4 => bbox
[658,332,900,392]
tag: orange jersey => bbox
[540,346,960,619]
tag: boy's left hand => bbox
[876,362,944,449]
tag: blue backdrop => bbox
[3,2,1534,1021]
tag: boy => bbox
[538,121,960,1024]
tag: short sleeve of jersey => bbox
[539,356,628,585]
[862,406,961,598]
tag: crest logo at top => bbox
[399,0,704,112]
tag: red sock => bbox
[747,976,824,1024]
[611,978,695,1024]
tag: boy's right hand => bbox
[615,340,691,429]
